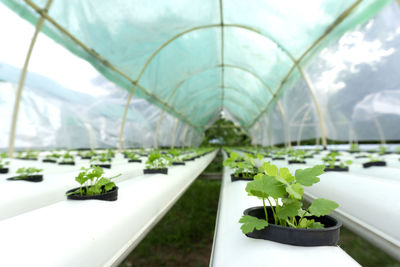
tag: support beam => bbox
[298,67,328,148]
[170,118,179,148]
[296,106,313,146]
[181,126,190,149]
[8,0,54,157]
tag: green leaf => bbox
[298,218,324,229]
[276,199,302,220]
[286,183,304,199]
[239,215,268,234]
[308,221,325,229]
[278,167,294,183]
[309,198,339,217]
[295,165,325,186]
[297,208,312,217]
[262,162,278,177]
[246,174,286,199]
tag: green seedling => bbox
[367,155,382,163]
[0,152,7,158]
[239,163,338,233]
[126,152,140,161]
[79,150,97,158]
[61,151,74,162]
[66,166,120,196]
[349,144,360,153]
[223,152,263,178]
[289,150,305,161]
[168,149,182,162]
[145,151,171,169]
[15,167,43,179]
[378,146,387,155]
[324,152,341,168]
[45,152,61,160]
[91,154,111,165]
[0,158,10,169]
[396,147,400,154]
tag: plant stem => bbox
[298,208,309,227]
[266,197,278,224]
[262,198,268,222]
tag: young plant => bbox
[239,163,338,233]
[66,166,120,196]
[145,151,171,169]
[15,167,43,179]
[324,152,341,168]
[367,154,382,163]
[289,150,305,162]
[168,149,182,162]
[91,154,111,165]
[126,152,140,161]
[396,147,400,154]
[339,160,352,168]
[0,152,7,158]
[349,143,360,153]
[45,152,61,161]
[61,151,75,163]
[0,158,10,169]
[378,146,387,155]
[223,152,262,178]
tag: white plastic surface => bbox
[210,152,359,267]
[0,151,216,267]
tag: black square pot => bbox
[66,186,118,201]
[91,164,111,169]
[59,162,75,166]
[355,155,367,159]
[143,168,168,174]
[0,168,9,174]
[243,206,341,246]
[183,158,195,161]
[325,166,348,172]
[80,156,92,160]
[43,159,57,163]
[272,157,285,160]
[172,162,185,166]
[363,161,386,168]
[288,160,306,164]
[7,174,43,182]
[230,173,256,182]
[128,159,142,163]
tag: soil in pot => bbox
[288,160,306,164]
[0,168,9,174]
[43,159,57,163]
[66,186,118,201]
[7,174,43,182]
[91,164,111,169]
[243,206,341,246]
[325,166,348,172]
[59,162,75,165]
[128,159,142,163]
[172,162,185,166]
[231,172,256,182]
[143,168,168,174]
[363,161,386,168]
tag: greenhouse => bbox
[0,0,399,266]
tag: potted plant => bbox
[239,163,340,246]
[90,154,112,169]
[378,145,390,155]
[7,167,43,182]
[17,151,38,161]
[363,155,386,168]
[288,150,306,164]
[0,158,10,173]
[43,152,61,163]
[272,149,286,160]
[223,152,261,181]
[349,143,360,153]
[144,151,171,174]
[59,151,75,165]
[168,149,185,166]
[324,152,352,172]
[66,166,120,201]
[395,147,400,155]
[79,150,97,160]
[126,152,142,163]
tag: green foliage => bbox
[378,146,387,155]
[288,149,305,161]
[91,153,111,164]
[168,149,183,162]
[350,144,360,153]
[146,151,172,169]
[0,152,7,158]
[15,167,43,179]
[201,118,251,146]
[396,147,400,154]
[323,151,341,168]
[61,151,74,162]
[223,152,259,178]
[367,154,382,163]
[66,166,120,196]
[239,163,338,233]
[0,158,10,169]
[45,152,61,160]
[126,152,140,161]
[17,151,38,159]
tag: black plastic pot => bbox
[43,159,57,163]
[272,157,285,160]
[230,173,256,182]
[0,168,9,174]
[66,186,118,201]
[355,155,367,159]
[144,168,168,174]
[325,166,348,172]
[91,164,111,169]
[59,162,75,165]
[183,157,195,161]
[243,206,341,246]
[80,156,92,160]
[128,159,142,163]
[172,162,185,166]
[288,160,306,164]
[7,174,43,182]
[363,161,386,168]
[17,157,38,161]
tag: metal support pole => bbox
[8,0,54,157]
[181,125,189,149]
[170,119,179,148]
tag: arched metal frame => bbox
[17,0,363,151]
[8,0,53,157]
